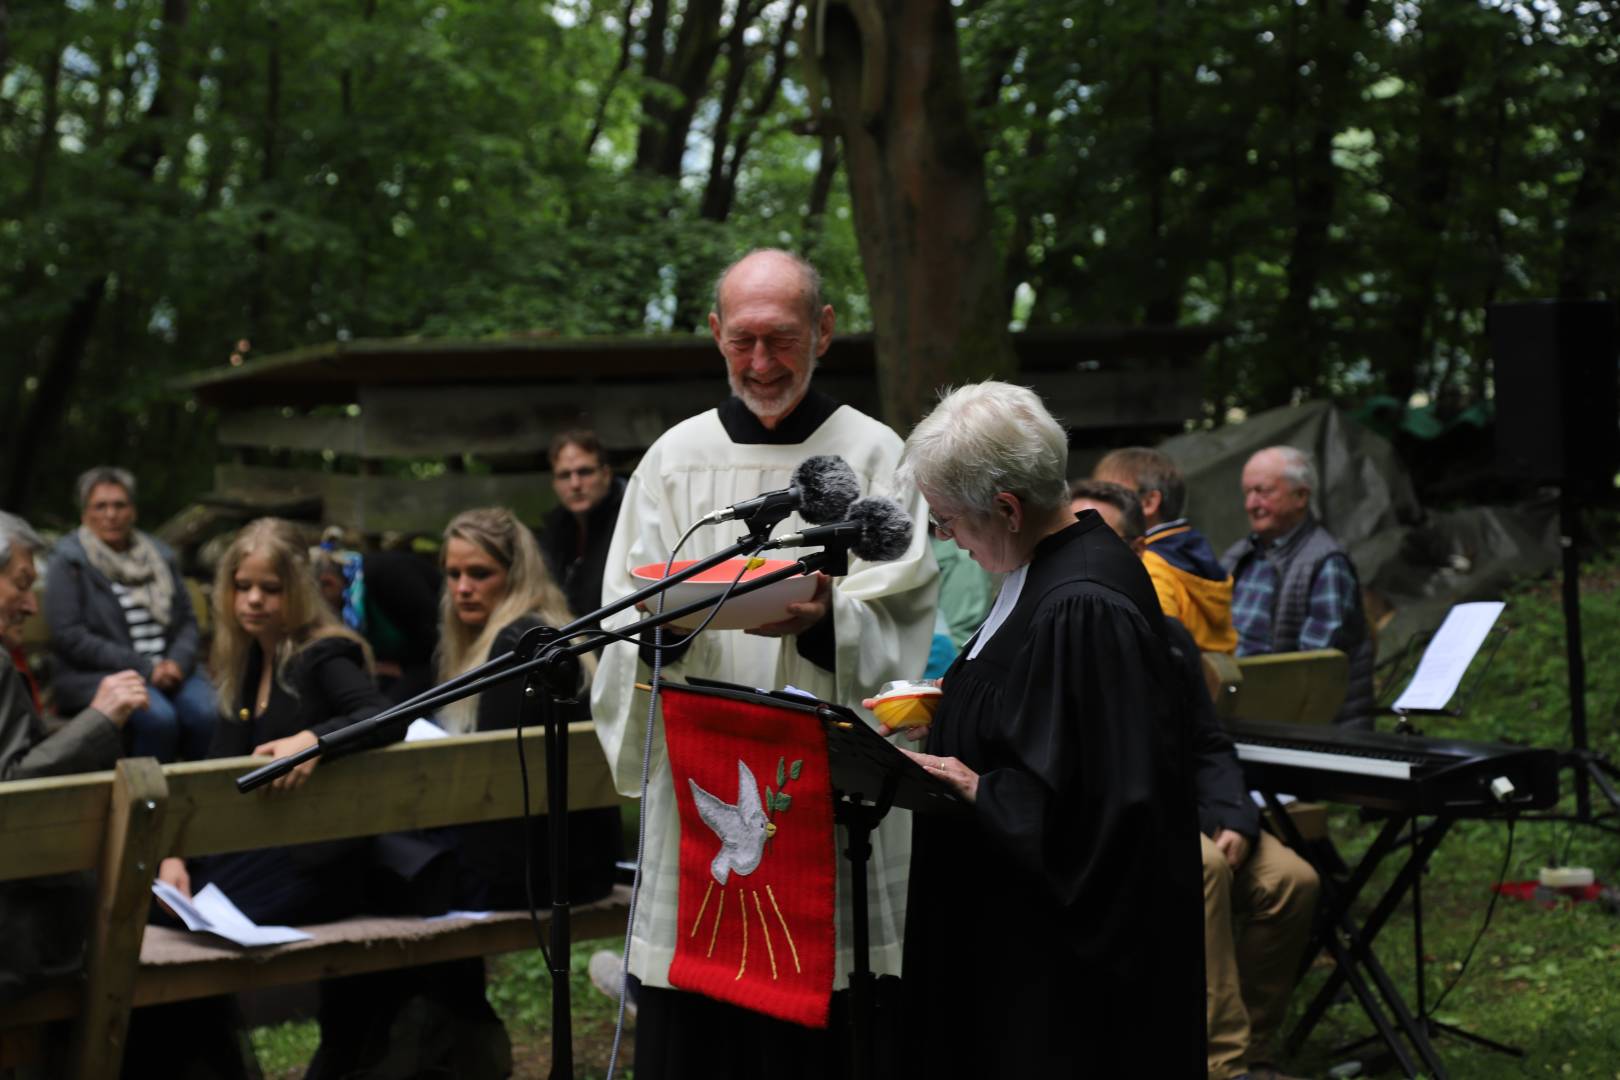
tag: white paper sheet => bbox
[1391,601,1506,713]
[404,717,449,741]
[151,880,313,947]
[422,910,495,922]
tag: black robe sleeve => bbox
[972,589,1193,913]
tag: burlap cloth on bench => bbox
[140,910,539,966]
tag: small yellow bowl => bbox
[872,688,940,730]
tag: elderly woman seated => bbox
[44,466,216,761]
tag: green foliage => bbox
[1,0,857,523]
[6,0,1616,521]
[249,1019,320,1079]
[960,0,1620,413]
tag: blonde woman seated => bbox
[155,518,399,923]
[437,507,621,907]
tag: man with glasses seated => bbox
[539,428,626,626]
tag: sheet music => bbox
[1391,601,1506,712]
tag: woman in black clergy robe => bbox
[885,382,1206,1077]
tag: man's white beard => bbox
[729,366,812,422]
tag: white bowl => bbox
[630,558,818,631]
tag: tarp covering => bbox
[1156,401,1560,667]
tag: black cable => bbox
[1425,817,1515,1018]
[608,523,762,1077]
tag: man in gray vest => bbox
[1222,446,1375,728]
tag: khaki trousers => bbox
[1203,830,1320,1079]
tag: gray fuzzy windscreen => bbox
[793,455,861,524]
[846,497,914,562]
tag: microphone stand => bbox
[236,532,854,1079]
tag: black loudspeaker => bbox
[1490,299,1620,494]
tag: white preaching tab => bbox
[1391,601,1506,713]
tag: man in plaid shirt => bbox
[1222,446,1375,727]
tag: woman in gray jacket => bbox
[44,467,216,761]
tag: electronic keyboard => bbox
[1227,719,1560,815]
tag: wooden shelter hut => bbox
[175,328,1223,537]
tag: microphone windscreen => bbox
[846,497,914,562]
[793,455,861,524]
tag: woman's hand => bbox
[251,729,321,793]
[901,749,979,803]
[157,856,190,898]
[150,659,184,693]
[864,676,942,741]
[866,703,931,743]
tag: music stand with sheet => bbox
[675,676,965,1079]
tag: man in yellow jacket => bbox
[1094,446,1237,654]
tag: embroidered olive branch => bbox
[764,756,803,854]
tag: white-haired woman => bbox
[884,382,1204,1076]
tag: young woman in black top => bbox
[156,517,395,922]
[136,518,405,1077]
[437,506,621,907]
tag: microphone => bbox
[766,496,915,562]
[700,455,860,527]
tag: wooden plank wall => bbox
[215,365,1202,465]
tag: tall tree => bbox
[816,0,1015,430]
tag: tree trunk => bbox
[1259,0,1368,408]
[819,0,1015,431]
[584,0,640,158]
[804,131,840,243]
[249,15,281,339]
[2,0,190,510]
[1385,6,1467,403]
[634,0,725,177]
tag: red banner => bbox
[661,684,837,1028]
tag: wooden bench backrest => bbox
[1212,648,1349,726]
[0,724,622,883]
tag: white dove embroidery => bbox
[689,760,779,885]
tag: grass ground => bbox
[1283,555,1620,1078]
[253,556,1620,1078]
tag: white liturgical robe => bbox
[591,398,938,990]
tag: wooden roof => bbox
[178,327,1229,409]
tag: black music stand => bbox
[673,678,965,1080]
[1377,624,1511,730]
[1270,619,1531,1078]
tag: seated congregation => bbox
[1,419,1373,1079]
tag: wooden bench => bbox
[1206,648,1349,727]
[0,724,629,1078]
[1204,649,1350,842]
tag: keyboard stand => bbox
[1264,793,1454,1078]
